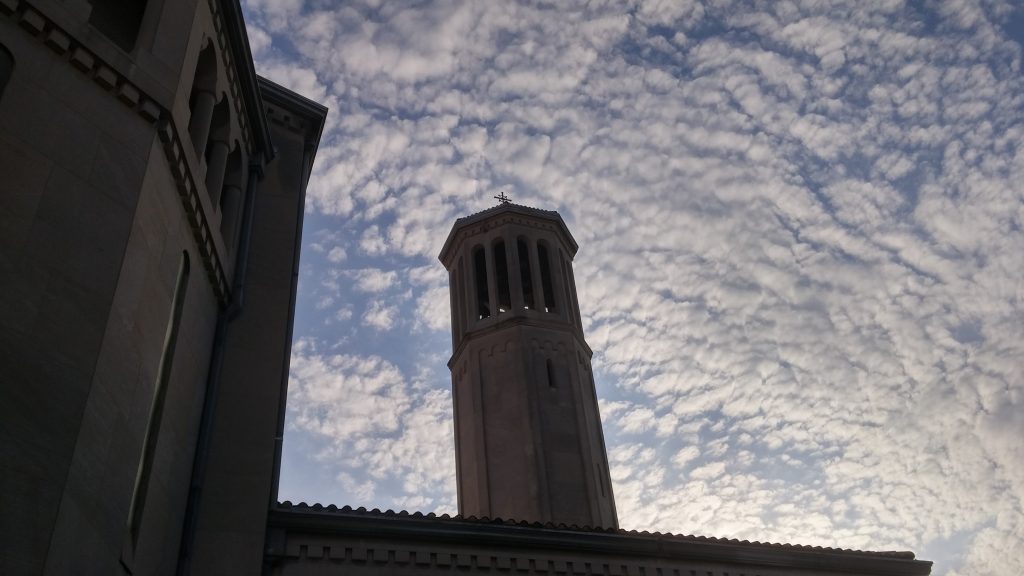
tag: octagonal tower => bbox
[439,202,618,529]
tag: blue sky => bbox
[241,1,1023,574]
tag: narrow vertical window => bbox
[546,358,556,389]
[493,240,511,313]
[538,242,556,313]
[188,42,218,157]
[0,45,12,102]
[473,246,490,320]
[517,238,534,310]
[204,96,231,204]
[125,251,190,551]
[88,0,148,52]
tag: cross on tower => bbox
[494,191,511,205]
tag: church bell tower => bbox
[439,201,618,529]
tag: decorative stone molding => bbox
[3,0,231,302]
[265,102,309,134]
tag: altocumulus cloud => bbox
[251,1,1024,574]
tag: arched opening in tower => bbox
[517,237,534,310]
[473,246,490,319]
[494,240,511,313]
[538,242,557,313]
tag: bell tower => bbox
[439,201,618,529]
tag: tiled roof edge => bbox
[274,501,919,561]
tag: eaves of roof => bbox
[270,502,931,576]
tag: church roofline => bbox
[438,203,579,266]
[269,502,931,574]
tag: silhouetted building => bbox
[0,1,325,574]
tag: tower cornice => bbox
[439,204,578,267]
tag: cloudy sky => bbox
[241,1,1023,574]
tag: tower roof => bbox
[438,203,579,266]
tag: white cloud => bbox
[359,225,388,256]
[351,268,399,293]
[362,300,399,331]
[327,246,347,263]
[263,1,1024,572]
[286,340,456,512]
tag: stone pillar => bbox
[507,234,525,310]
[188,90,217,158]
[484,242,498,318]
[204,140,230,206]
[528,239,545,312]
[219,185,242,250]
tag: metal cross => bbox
[494,191,511,204]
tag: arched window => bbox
[188,41,218,156]
[493,240,511,314]
[126,251,189,551]
[538,242,556,313]
[472,246,490,320]
[0,44,13,102]
[517,237,534,310]
[545,358,556,389]
[89,0,148,52]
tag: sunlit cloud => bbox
[256,1,1024,574]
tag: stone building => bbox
[0,1,932,576]
[0,1,325,574]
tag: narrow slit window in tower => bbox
[538,242,557,313]
[473,246,490,320]
[546,358,556,389]
[188,42,218,157]
[494,240,512,313]
[0,45,13,102]
[88,0,148,52]
[125,250,190,554]
[517,238,534,309]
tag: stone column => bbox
[219,185,242,250]
[507,234,525,311]
[204,140,230,206]
[485,242,498,319]
[529,239,545,312]
[188,90,217,158]
[462,254,475,325]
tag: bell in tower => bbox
[439,201,618,529]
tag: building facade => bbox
[0,1,325,575]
